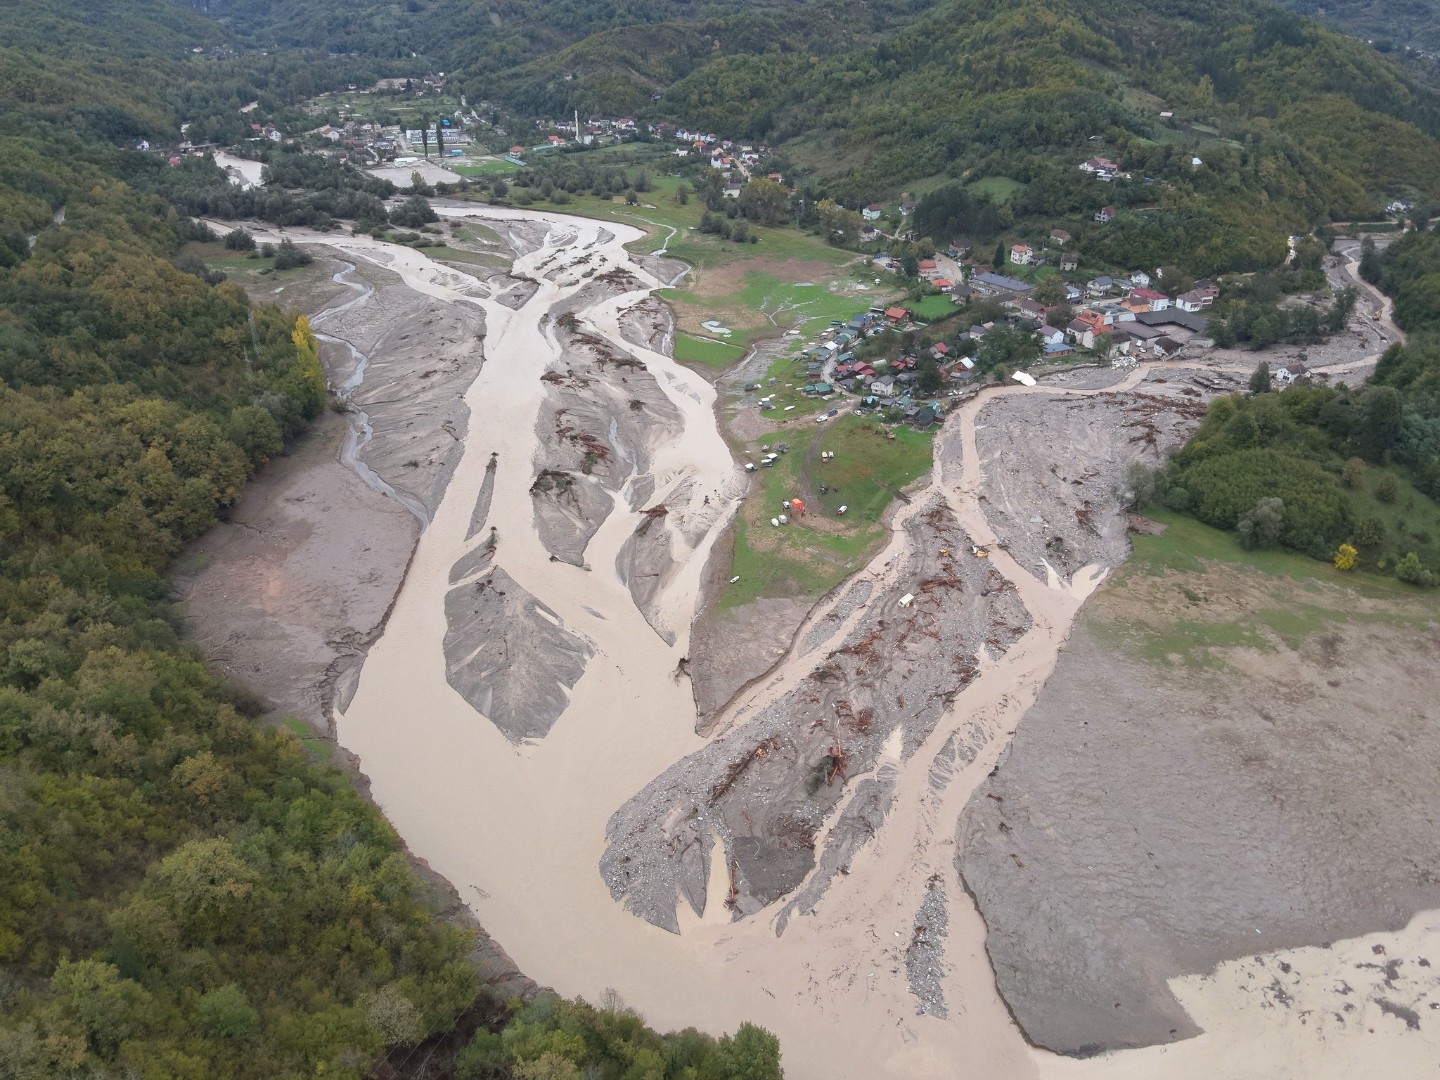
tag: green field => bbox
[968,175,1026,203]
[1129,508,1421,595]
[723,417,933,607]
[1095,508,1434,670]
[452,159,520,176]
[912,293,959,321]
[674,332,746,367]
[187,243,315,284]
[282,716,332,761]
[661,270,881,351]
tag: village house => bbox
[1014,297,1047,323]
[1176,288,1215,312]
[1150,336,1183,359]
[1094,205,1116,224]
[1134,309,1209,335]
[863,204,885,222]
[1060,252,1079,272]
[1050,229,1072,245]
[1129,287,1170,311]
[918,258,939,278]
[1010,244,1034,266]
[1087,275,1118,298]
[1129,270,1152,288]
[1079,156,1119,180]
[1275,361,1310,386]
[972,271,1034,297]
[884,306,912,325]
[1066,319,1096,350]
[1037,324,1065,347]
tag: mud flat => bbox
[960,542,1440,1056]
[175,410,418,725]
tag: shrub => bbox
[223,228,256,251]
[1396,551,1435,585]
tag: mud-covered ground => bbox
[601,497,1031,933]
[179,251,490,724]
[959,551,1440,1055]
[174,409,418,726]
[971,367,1240,583]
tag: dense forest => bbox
[431,0,1440,222]
[1280,0,1440,52]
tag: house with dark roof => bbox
[972,271,1034,296]
[1136,309,1209,333]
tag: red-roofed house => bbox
[885,306,911,324]
[1130,287,1170,311]
[1010,244,1034,266]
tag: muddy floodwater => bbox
[206,205,1439,1080]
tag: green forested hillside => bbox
[1280,0,1440,52]
[426,0,1440,238]
[0,139,476,1078]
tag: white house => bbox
[862,204,884,222]
[1010,244,1034,266]
[1130,270,1152,288]
[1275,362,1310,385]
[1176,289,1214,312]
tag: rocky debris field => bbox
[599,498,1030,933]
[966,369,1236,584]
[905,875,951,1018]
[529,313,683,570]
[618,295,675,356]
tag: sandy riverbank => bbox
[181,201,1440,1079]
